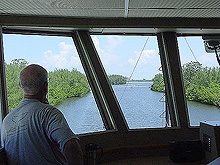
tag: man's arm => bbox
[63,139,83,165]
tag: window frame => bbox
[0,28,198,133]
[0,26,9,121]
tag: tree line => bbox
[5,59,90,111]
[108,74,127,85]
[5,59,129,112]
[151,61,220,107]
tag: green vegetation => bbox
[108,74,127,85]
[151,61,220,107]
[48,68,90,105]
[5,59,90,111]
[150,73,165,93]
[6,59,27,111]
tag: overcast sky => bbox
[3,34,219,80]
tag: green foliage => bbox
[108,74,127,85]
[151,61,220,107]
[182,61,202,89]
[5,59,28,111]
[48,68,90,105]
[150,73,165,92]
[5,59,90,111]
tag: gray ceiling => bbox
[1,0,220,18]
[1,0,220,35]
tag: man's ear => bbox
[44,82,48,93]
[19,81,22,88]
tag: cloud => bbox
[106,36,123,52]
[43,49,68,68]
[92,36,160,79]
[128,49,156,65]
[42,42,81,71]
[199,53,218,67]
[58,42,75,56]
[92,36,120,66]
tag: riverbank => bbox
[151,61,220,108]
[151,77,220,108]
[58,81,220,134]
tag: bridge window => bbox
[92,35,170,129]
[3,34,104,134]
[178,36,220,126]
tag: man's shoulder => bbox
[39,103,63,118]
[4,99,61,122]
[21,98,58,112]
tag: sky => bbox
[2,34,219,80]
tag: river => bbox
[58,82,220,134]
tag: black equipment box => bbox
[169,140,204,163]
[200,121,220,163]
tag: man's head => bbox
[19,64,48,98]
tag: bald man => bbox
[1,64,83,165]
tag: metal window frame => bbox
[157,32,189,128]
[0,26,9,121]
[0,29,191,130]
[72,31,128,131]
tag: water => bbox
[58,93,104,134]
[58,82,220,134]
[187,101,220,126]
[113,82,165,128]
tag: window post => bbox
[157,32,189,128]
[0,26,8,121]
[72,31,128,132]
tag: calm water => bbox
[58,82,220,134]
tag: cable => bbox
[184,37,199,63]
[119,37,149,102]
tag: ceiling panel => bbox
[2,9,125,17]
[0,0,220,18]
[128,9,220,18]
[0,0,124,10]
[69,0,124,8]
[0,0,124,17]
[129,0,220,8]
